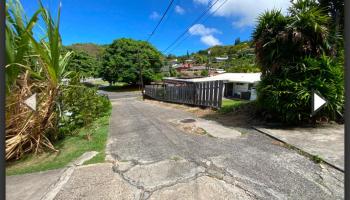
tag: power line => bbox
[146,0,176,42]
[162,0,222,54]
[166,0,229,54]
[140,0,175,94]
[167,33,191,54]
[160,0,180,29]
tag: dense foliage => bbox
[257,56,344,122]
[318,0,344,32]
[65,50,100,78]
[200,69,209,77]
[100,38,163,85]
[59,74,111,136]
[253,0,344,124]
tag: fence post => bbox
[209,81,213,106]
[193,83,196,105]
[213,81,218,108]
[205,82,209,106]
[218,81,223,108]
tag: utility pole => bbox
[207,50,211,76]
[137,49,144,99]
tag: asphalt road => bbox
[98,90,142,100]
[105,93,343,199]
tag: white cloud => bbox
[193,0,210,5]
[189,24,220,36]
[189,24,221,46]
[175,5,185,15]
[149,11,160,20]
[194,0,291,28]
[200,35,222,46]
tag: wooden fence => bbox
[144,80,224,109]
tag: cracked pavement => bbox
[56,92,344,200]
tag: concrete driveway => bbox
[57,93,344,199]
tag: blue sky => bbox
[21,0,290,56]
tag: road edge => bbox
[252,126,344,173]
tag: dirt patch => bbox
[174,122,207,136]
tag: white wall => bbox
[233,83,249,95]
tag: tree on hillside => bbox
[100,38,163,85]
[166,54,177,60]
[253,0,344,124]
[234,37,241,45]
[193,54,208,64]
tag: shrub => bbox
[201,70,209,77]
[169,67,178,77]
[257,55,344,123]
[59,74,111,136]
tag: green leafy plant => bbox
[253,0,344,124]
[257,55,343,123]
[59,74,111,136]
[201,70,209,77]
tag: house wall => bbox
[224,82,259,100]
[233,83,249,95]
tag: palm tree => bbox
[252,0,343,124]
[252,10,288,75]
[253,0,331,76]
[287,0,331,57]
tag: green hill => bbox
[65,43,106,58]
[170,42,260,73]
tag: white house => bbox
[163,73,261,100]
[214,56,228,63]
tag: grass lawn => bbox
[91,79,110,86]
[219,98,248,114]
[6,110,111,176]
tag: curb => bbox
[41,151,99,200]
[252,126,344,173]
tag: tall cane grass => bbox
[5,0,73,160]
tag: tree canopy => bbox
[100,38,163,85]
[65,50,100,78]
